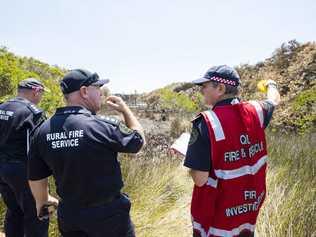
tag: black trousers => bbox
[0,162,49,237]
[58,193,135,237]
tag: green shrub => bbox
[159,88,200,113]
[0,48,65,115]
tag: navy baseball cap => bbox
[60,69,109,94]
[18,78,48,91]
[193,65,240,87]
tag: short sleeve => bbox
[28,129,52,180]
[94,117,144,153]
[184,117,211,171]
[32,112,46,130]
[258,100,275,128]
[20,111,46,133]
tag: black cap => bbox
[18,78,47,91]
[192,65,240,87]
[60,69,109,94]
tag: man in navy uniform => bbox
[0,78,49,237]
[28,69,145,237]
[184,65,280,237]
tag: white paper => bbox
[170,132,191,156]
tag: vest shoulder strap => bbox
[201,110,225,142]
[248,101,264,128]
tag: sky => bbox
[1,0,315,93]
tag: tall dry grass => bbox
[0,133,314,237]
[256,133,316,237]
[120,132,315,237]
[121,156,192,237]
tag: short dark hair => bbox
[210,81,241,96]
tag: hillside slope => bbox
[144,40,316,133]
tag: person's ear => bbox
[79,86,89,99]
[32,89,39,97]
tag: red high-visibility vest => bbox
[191,101,268,237]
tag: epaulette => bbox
[9,98,43,115]
[27,103,43,115]
[191,113,202,122]
[97,115,120,126]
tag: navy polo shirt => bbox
[184,98,275,172]
[0,97,45,161]
[28,106,144,207]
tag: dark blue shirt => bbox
[184,98,275,171]
[0,97,45,161]
[28,106,143,207]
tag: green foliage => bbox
[293,86,316,110]
[0,47,65,115]
[145,41,315,133]
[291,86,316,133]
[0,48,26,98]
[158,88,200,113]
[236,41,316,133]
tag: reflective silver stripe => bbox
[193,220,255,237]
[249,101,264,127]
[209,223,256,237]
[193,221,207,237]
[215,155,267,180]
[206,177,218,188]
[203,110,225,141]
[26,129,30,155]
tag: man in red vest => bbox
[184,65,280,237]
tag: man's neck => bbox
[219,94,237,101]
[66,102,86,109]
[66,101,96,114]
[211,96,239,109]
[16,93,34,104]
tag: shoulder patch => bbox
[188,126,199,145]
[119,122,133,135]
[98,115,120,126]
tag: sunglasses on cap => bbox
[79,73,100,87]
